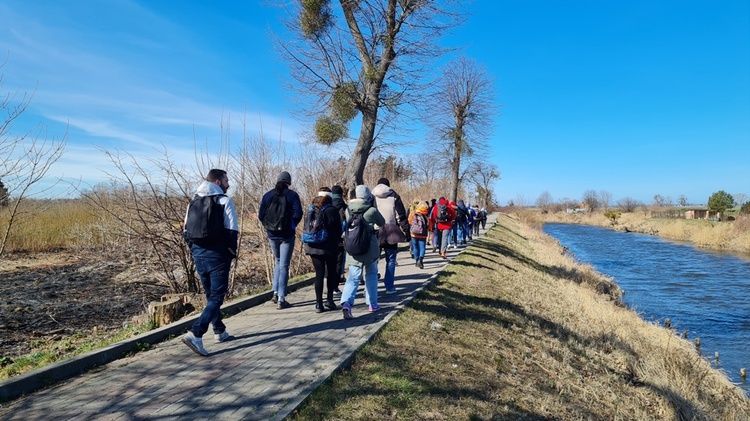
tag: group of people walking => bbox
[179,169,487,356]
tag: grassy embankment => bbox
[293,213,749,420]
[535,211,750,254]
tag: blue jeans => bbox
[382,248,397,291]
[411,238,426,261]
[459,221,468,243]
[190,256,230,337]
[341,261,379,308]
[269,236,295,301]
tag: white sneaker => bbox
[181,331,208,356]
[214,331,230,343]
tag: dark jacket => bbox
[304,204,342,256]
[258,186,303,240]
[332,193,348,245]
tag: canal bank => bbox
[544,222,750,395]
[292,213,748,420]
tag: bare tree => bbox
[652,194,667,207]
[617,197,643,213]
[0,69,67,256]
[76,147,197,293]
[426,56,496,202]
[465,160,500,208]
[274,0,466,191]
[678,194,688,207]
[598,190,612,212]
[535,191,553,212]
[582,189,599,213]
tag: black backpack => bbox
[343,210,371,255]
[261,191,288,232]
[302,204,331,245]
[436,203,450,223]
[456,207,467,223]
[184,194,226,245]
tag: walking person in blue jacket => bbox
[258,171,303,309]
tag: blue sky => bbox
[1,0,748,206]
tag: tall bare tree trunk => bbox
[343,98,379,194]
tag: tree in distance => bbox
[707,190,735,216]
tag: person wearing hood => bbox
[408,200,431,269]
[258,171,303,309]
[340,185,386,319]
[371,177,409,294]
[430,197,456,259]
[181,169,238,356]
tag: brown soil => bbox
[0,250,170,358]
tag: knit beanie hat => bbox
[377,177,390,187]
[277,171,292,185]
[331,185,344,195]
[355,185,371,200]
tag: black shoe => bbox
[418,258,424,269]
[277,300,292,309]
[325,300,338,310]
[271,293,278,304]
[315,302,325,313]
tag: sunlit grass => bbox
[292,214,749,420]
[0,199,103,252]
[0,321,155,380]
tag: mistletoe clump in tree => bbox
[276,0,467,191]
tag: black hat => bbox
[331,185,344,195]
[277,171,292,185]
[377,177,390,187]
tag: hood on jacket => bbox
[415,201,429,214]
[355,185,372,201]
[371,183,394,199]
[195,180,224,197]
[457,200,466,209]
[438,197,449,206]
[348,198,372,213]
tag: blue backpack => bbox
[302,204,331,244]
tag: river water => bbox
[543,223,750,394]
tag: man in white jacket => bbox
[181,169,238,356]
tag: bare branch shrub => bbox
[75,147,196,293]
[0,69,67,256]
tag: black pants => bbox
[310,254,339,303]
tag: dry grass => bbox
[0,200,102,252]
[292,213,749,420]
[540,211,750,254]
